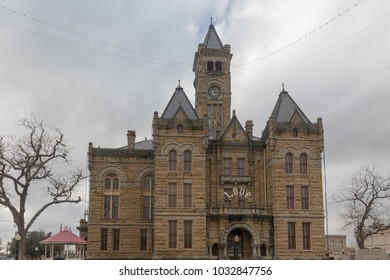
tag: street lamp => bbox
[234,234,240,258]
[35,247,39,260]
[15,232,21,260]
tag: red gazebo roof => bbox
[40,229,87,245]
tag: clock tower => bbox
[193,24,232,130]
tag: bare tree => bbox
[0,115,84,259]
[333,163,390,249]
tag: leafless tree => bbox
[333,163,390,249]
[0,115,84,259]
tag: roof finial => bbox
[178,79,180,87]
[211,17,213,25]
[282,83,285,91]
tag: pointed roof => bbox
[161,86,199,120]
[203,24,223,49]
[271,86,311,124]
[40,229,87,245]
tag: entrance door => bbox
[227,229,243,259]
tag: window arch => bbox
[143,175,154,191]
[183,150,192,172]
[104,173,119,190]
[300,153,308,174]
[285,153,294,174]
[168,150,177,171]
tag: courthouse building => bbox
[86,24,326,259]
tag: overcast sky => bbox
[1,0,389,247]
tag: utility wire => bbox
[238,66,390,73]
[233,0,368,67]
[0,3,191,66]
[0,20,190,69]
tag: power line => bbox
[0,3,191,67]
[233,0,368,67]
[236,66,390,73]
[282,14,390,69]
[0,20,190,70]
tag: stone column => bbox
[219,243,229,260]
[251,243,262,259]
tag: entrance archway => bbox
[220,222,261,259]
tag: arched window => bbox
[143,176,154,191]
[143,175,154,220]
[285,153,293,174]
[168,150,177,171]
[103,173,119,219]
[183,150,192,171]
[300,154,308,174]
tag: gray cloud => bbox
[1,0,389,247]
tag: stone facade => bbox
[86,24,326,259]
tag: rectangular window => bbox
[237,158,245,176]
[143,196,152,219]
[104,195,111,219]
[140,229,147,251]
[183,151,192,171]
[113,229,120,251]
[169,221,177,248]
[112,195,119,219]
[238,192,246,208]
[104,195,119,219]
[223,158,232,175]
[207,61,214,71]
[224,188,233,207]
[100,228,108,251]
[215,61,223,71]
[168,183,177,207]
[286,186,294,209]
[302,223,311,250]
[287,222,296,249]
[184,183,192,207]
[168,150,177,171]
[184,220,193,248]
[301,186,309,209]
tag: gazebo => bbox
[40,228,87,260]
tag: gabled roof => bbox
[220,111,248,142]
[270,87,311,124]
[161,86,199,120]
[203,24,223,49]
[40,229,87,245]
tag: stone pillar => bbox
[251,243,262,259]
[219,243,229,260]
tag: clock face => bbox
[208,86,221,99]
